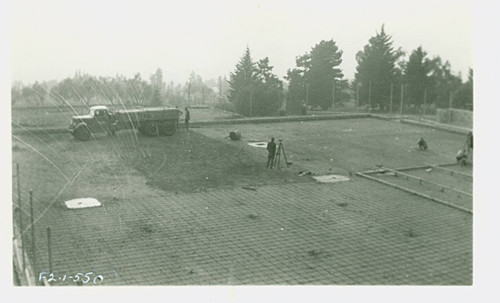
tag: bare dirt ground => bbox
[11,117,472,285]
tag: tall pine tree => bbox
[404,46,432,111]
[254,57,283,116]
[228,47,258,116]
[355,25,403,111]
[308,40,344,110]
[229,47,283,116]
[285,68,306,114]
[286,39,346,111]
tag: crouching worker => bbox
[456,148,468,166]
[418,137,428,151]
[266,138,276,168]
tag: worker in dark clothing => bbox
[456,148,468,166]
[418,137,428,151]
[184,107,190,131]
[465,131,473,164]
[266,138,276,168]
[466,131,473,151]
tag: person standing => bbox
[184,107,190,131]
[456,148,468,166]
[266,138,276,168]
[466,131,473,153]
[465,131,473,164]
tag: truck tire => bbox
[160,121,177,136]
[144,122,159,137]
[74,125,91,141]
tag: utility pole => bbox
[423,88,427,119]
[400,83,404,116]
[368,80,372,111]
[332,79,335,110]
[306,83,309,107]
[249,87,253,117]
[449,91,453,123]
[285,92,289,114]
[356,82,359,109]
[389,82,393,114]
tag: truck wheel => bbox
[160,121,177,136]
[144,122,159,136]
[74,125,91,141]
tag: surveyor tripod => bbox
[273,140,290,169]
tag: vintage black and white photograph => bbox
[8,0,485,293]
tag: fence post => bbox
[30,190,37,285]
[16,163,25,272]
[47,227,52,273]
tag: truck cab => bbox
[69,105,114,141]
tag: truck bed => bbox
[115,107,180,121]
[114,107,181,129]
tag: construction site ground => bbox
[11,117,472,285]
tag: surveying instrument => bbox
[273,139,291,169]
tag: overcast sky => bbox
[11,0,473,85]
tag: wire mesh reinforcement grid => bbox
[356,164,472,214]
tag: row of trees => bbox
[228,25,472,116]
[353,26,472,113]
[12,25,472,116]
[11,70,230,108]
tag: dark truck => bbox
[69,105,182,141]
